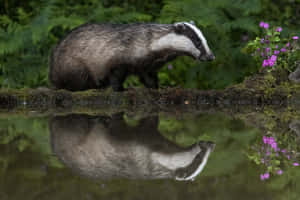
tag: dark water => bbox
[0,112,299,200]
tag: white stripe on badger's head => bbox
[182,22,211,55]
[174,21,215,61]
[150,33,201,59]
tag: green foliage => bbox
[0,0,299,89]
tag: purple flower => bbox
[261,52,264,57]
[269,137,275,142]
[281,48,287,52]
[275,45,278,49]
[281,149,286,153]
[266,47,270,52]
[277,170,283,175]
[262,59,269,67]
[286,42,290,47]
[274,50,280,55]
[261,38,265,44]
[257,48,260,52]
[260,173,270,181]
[276,27,282,32]
[263,23,269,29]
[263,136,268,143]
[292,36,299,40]
[260,21,265,28]
[293,163,299,166]
[269,61,275,67]
[264,173,270,179]
[168,64,173,70]
[270,55,277,62]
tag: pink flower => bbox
[260,173,270,180]
[263,136,268,143]
[292,36,299,40]
[262,59,269,67]
[270,55,277,62]
[276,27,282,32]
[281,149,286,153]
[269,61,275,67]
[293,163,299,166]
[264,173,270,179]
[281,48,287,52]
[275,45,278,49]
[286,42,290,47]
[277,170,283,175]
[263,23,269,29]
[260,21,265,28]
[274,50,280,55]
[266,47,270,52]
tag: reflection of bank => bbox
[49,114,215,181]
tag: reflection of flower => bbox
[260,173,270,180]
[249,135,299,181]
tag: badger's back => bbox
[49,23,171,90]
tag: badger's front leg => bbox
[109,66,128,91]
[140,71,158,89]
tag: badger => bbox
[49,21,215,91]
[50,114,215,181]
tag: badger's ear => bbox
[174,22,186,33]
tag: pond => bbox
[0,110,299,200]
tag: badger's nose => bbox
[208,54,215,61]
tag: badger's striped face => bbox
[174,22,215,61]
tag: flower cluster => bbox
[245,21,299,72]
[249,134,299,181]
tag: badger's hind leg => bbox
[56,65,96,91]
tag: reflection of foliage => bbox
[0,0,299,89]
[248,132,299,181]
[0,116,63,169]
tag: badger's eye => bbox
[195,41,201,47]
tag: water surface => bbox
[0,111,299,200]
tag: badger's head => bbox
[151,21,215,61]
[173,21,215,61]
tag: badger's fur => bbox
[49,22,215,91]
[50,114,215,181]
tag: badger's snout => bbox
[199,54,215,61]
[208,54,215,61]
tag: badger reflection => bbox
[50,114,214,181]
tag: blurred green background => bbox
[0,0,299,89]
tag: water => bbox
[0,111,299,200]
